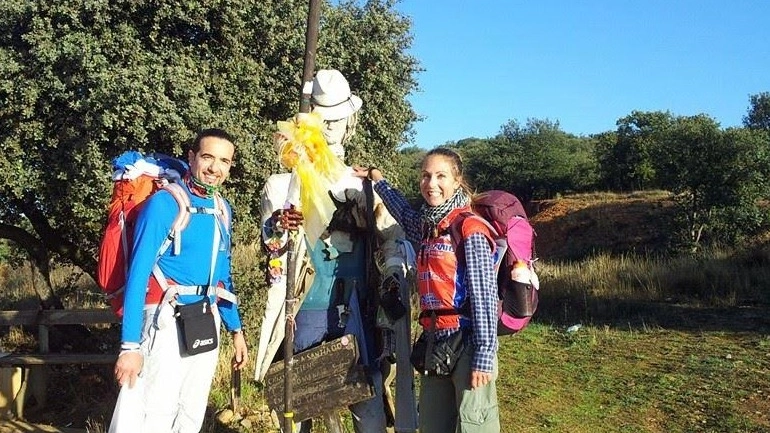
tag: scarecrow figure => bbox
[255,69,415,433]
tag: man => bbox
[111,128,248,433]
[255,69,413,433]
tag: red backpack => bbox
[449,190,539,336]
[96,151,228,316]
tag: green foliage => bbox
[0,240,8,263]
[606,110,675,191]
[655,116,770,250]
[588,109,770,251]
[318,0,420,175]
[743,91,770,131]
[448,137,507,191]
[0,0,418,287]
[391,145,425,201]
[455,118,599,202]
[452,101,770,252]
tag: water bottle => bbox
[510,260,531,284]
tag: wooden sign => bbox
[263,334,374,422]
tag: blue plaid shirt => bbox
[374,180,498,372]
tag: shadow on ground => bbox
[537,295,770,334]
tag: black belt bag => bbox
[410,330,465,376]
[175,297,218,356]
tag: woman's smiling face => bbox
[420,154,461,207]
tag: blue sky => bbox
[394,0,770,148]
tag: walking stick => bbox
[283,2,320,432]
[230,366,241,413]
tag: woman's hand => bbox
[470,370,493,389]
[351,166,369,179]
[352,166,383,182]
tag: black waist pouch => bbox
[410,330,465,376]
[175,297,218,356]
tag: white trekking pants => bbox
[110,303,221,433]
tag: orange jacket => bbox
[417,207,494,330]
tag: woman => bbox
[354,147,500,433]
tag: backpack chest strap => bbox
[161,281,238,304]
[187,206,222,216]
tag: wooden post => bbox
[282,237,296,433]
[284,1,321,432]
[322,413,344,433]
[34,318,49,409]
[299,0,321,114]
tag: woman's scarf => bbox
[419,188,469,239]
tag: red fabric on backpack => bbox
[97,175,163,316]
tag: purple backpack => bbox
[449,190,539,336]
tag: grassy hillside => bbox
[530,190,676,261]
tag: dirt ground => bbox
[529,192,676,260]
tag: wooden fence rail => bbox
[0,308,119,419]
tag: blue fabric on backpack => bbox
[150,152,189,174]
[111,151,189,174]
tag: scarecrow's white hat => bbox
[311,69,363,121]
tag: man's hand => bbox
[115,351,143,388]
[231,331,249,370]
[272,206,304,231]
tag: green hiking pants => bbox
[418,348,500,433]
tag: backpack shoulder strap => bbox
[160,182,193,256]
[147,182,191,302]
[447,211,472,255]
[445,212,504,317]
[162,182,192,221]
[153,184,237,304]
[213,193,231,231]
[448,212,498,257]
